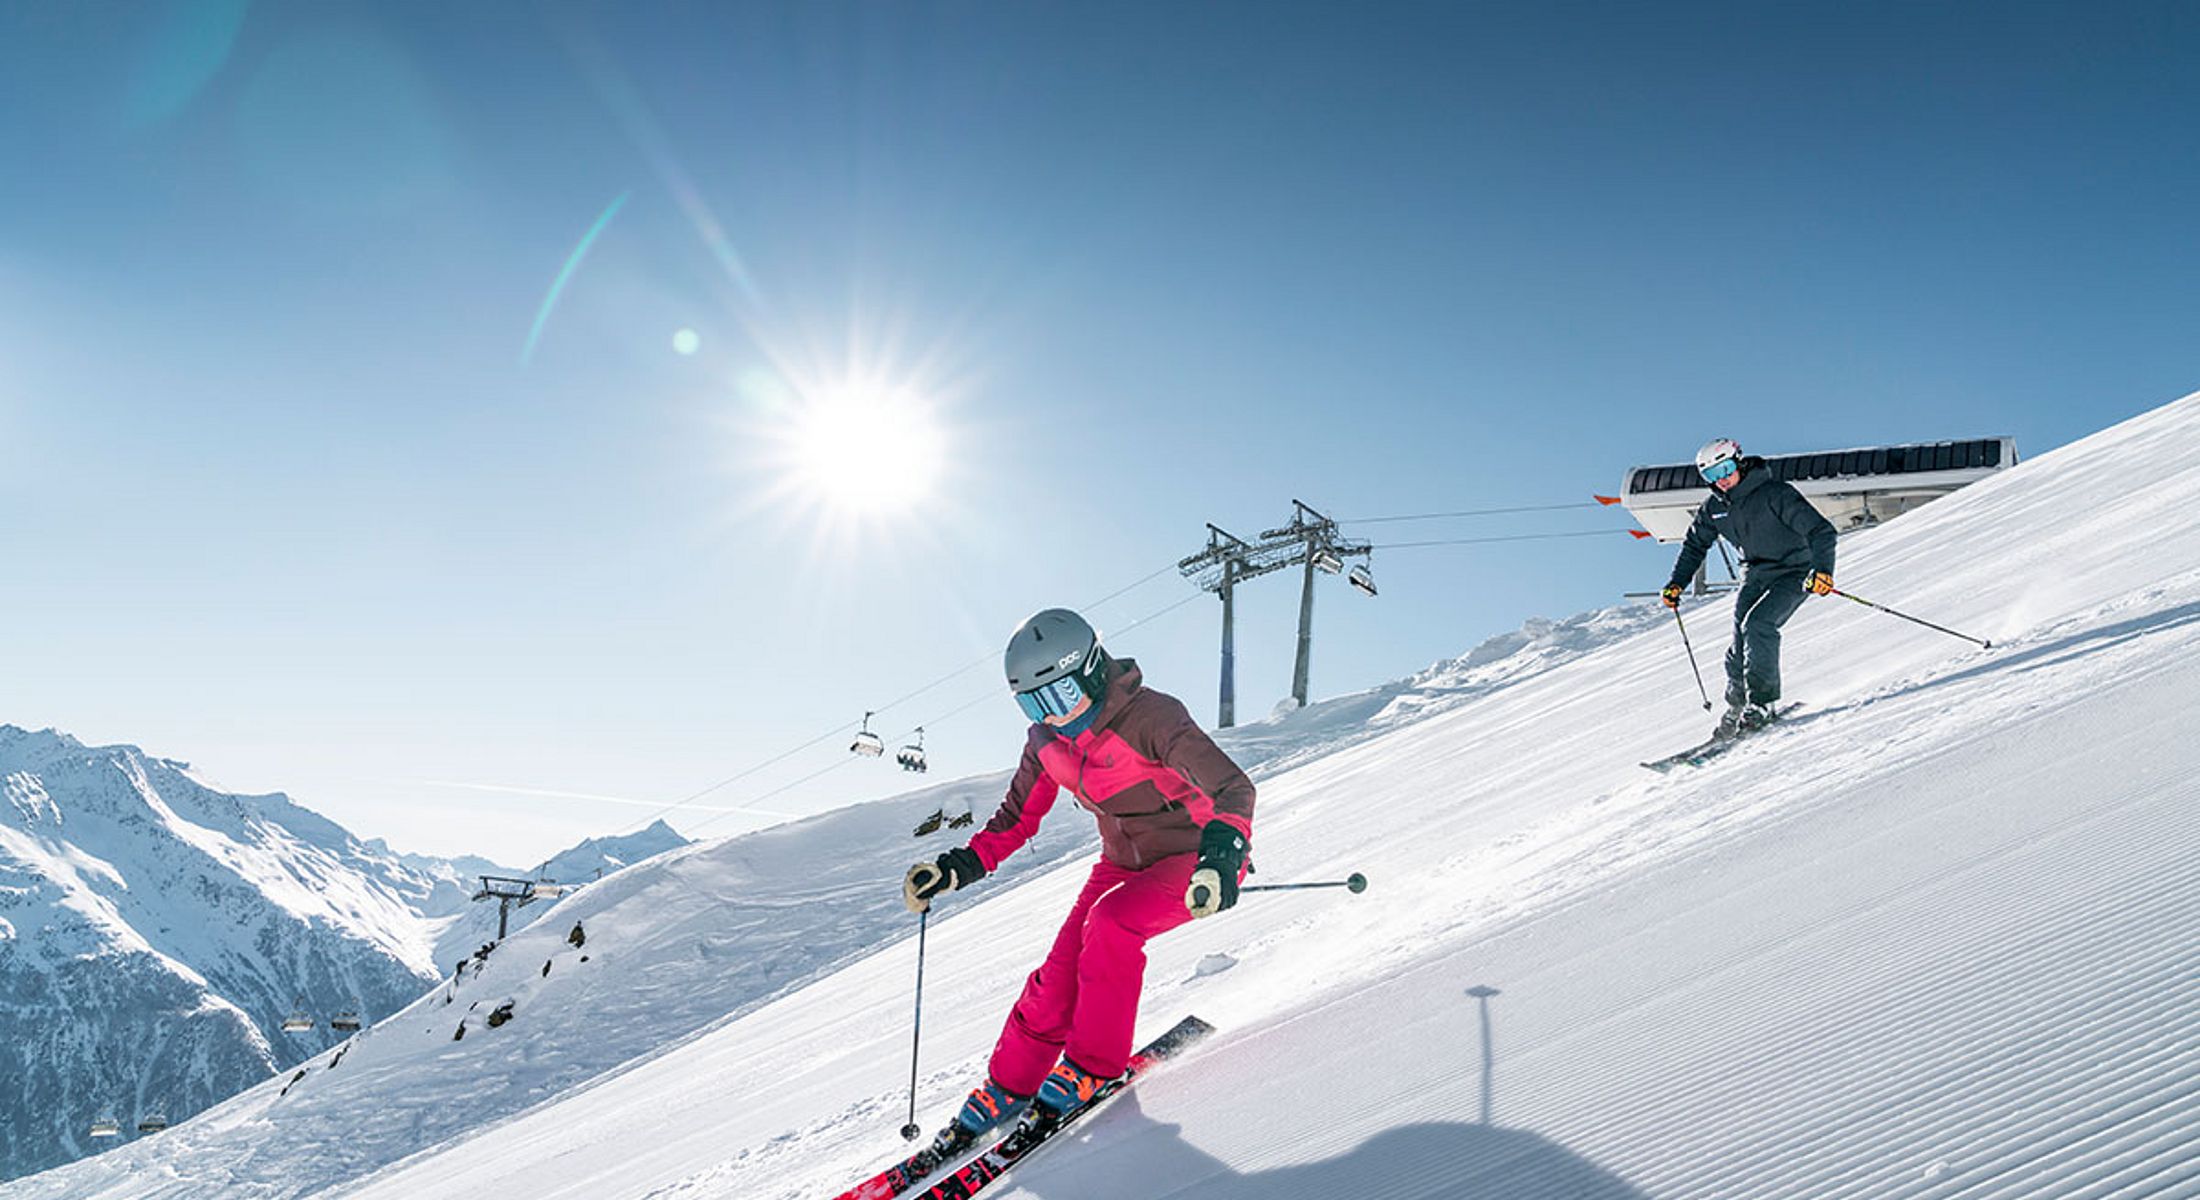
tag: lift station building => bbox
[1619,436,2020,544]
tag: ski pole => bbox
[899,908,928,1141]
[1240,872,1368,895]
[1670,605,1715,711]
[1827,588,1993,649]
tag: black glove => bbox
[903,846,986,914]
[1660,584,1683,610]
[1184,822,1247,919]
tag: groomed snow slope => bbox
[17,391,2200,1200]
[332,391,2198,1200]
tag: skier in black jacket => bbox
[1661,438,1838,736]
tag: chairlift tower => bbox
[1178,504,1374,728]
[1177,525,1257,727]
[471,875,554,941]
[1260,501,1373,713]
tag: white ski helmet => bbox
[1695,437,1743,478]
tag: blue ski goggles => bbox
[1699,458,1739,484]
[1015,674,1090,723]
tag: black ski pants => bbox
[1725,570,1808,708]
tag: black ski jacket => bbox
[1667,459,1838,588]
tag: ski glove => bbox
[1185,822,1248,919]
[1804,571,1835,597]
[1659,584,1684,610]
[903,846,985,914]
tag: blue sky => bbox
[2,1,2193,865]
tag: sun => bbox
[783,386,946,516]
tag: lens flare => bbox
[521,191,629,366]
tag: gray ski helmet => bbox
[1004,608,1105,694]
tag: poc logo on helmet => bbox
[1056,649,1083,671]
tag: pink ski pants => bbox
[986,852,1198,1092]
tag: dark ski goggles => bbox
[1015,674,1090,723]
[1700,458,1739,484]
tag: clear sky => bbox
[3,1,2194,867]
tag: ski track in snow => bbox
[11,392,2200,1199]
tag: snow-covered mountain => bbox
[0,729,446,1179]
[0,731,691,1184]
[359,839,509,919]
[9,389,2197,1200]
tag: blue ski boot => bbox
[955,1078,1030,1136]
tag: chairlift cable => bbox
[679,583,1209,838]
[1340,501,1602,525]
[612,559,1194,839]
[1371,529,1630,551]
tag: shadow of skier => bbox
[1012,1094,1649,1200]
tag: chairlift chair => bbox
[89,1116,120,1138]
[330,1011,363,1033]
[1348,564,1378,597]
[282,1001,314,1033]
[850,712,885,758]
[137,1113,169,1134]
[896,727,928,773]
[1312,549,1344,575]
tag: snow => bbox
[9,390,2198,1199]
[0,730,694,1183]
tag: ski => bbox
[832,1016,1211,1200]
[833,1121,985,1200]
[1641,703,1803,773]
[905,1015,1214,1200]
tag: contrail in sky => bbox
[416,778,793,819]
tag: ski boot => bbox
[1716,702,1778,739]
[994,1058,1111,1155]
[955,1078,1030,1136]
[903,1080,1025,1181]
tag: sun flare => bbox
[783,387,945,515]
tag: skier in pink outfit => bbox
[902,608,1254,1134]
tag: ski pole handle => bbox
[1241,873,1368,895]
[1827,588,1993,649]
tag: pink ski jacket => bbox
[967,659,1255,873]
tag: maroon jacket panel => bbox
[968,659,1255,872]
